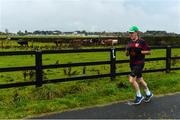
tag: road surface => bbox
[33,93,180,119]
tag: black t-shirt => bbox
[126,38,150,65]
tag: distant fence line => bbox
[0,45,180,89]
[1,36,180,45]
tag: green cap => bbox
[128,26,140,32]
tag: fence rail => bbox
[0,45,180,89]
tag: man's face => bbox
[129,32,138,40]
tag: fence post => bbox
[110,48,116,80]
[166,45,171,73]
[35,50,43,87]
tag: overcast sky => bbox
[0,0,180,33]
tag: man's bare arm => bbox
[141,50,151,55]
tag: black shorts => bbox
[130,64,144,78]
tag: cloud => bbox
[0,0,180,33]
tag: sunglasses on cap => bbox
[129,32,135,34]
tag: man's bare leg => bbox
[138,77,151,96]
[129,75,142,97]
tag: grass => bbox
[0,71,180,118]
[0,43,180,118]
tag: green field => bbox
[0,40,180,118]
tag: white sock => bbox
[144,87,151,96]
[136,90,142,97]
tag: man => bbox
[126,26,153,104]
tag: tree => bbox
[25,30,28,35]
[17,30,24,36]
[5,29,8,34]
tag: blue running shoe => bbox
[144,93,153,103]
[134,96,144,105]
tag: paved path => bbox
[34,93,180,119]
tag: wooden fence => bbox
[0,46,180,89]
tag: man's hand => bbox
[130,50,136,56]
[127,48,138,56]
